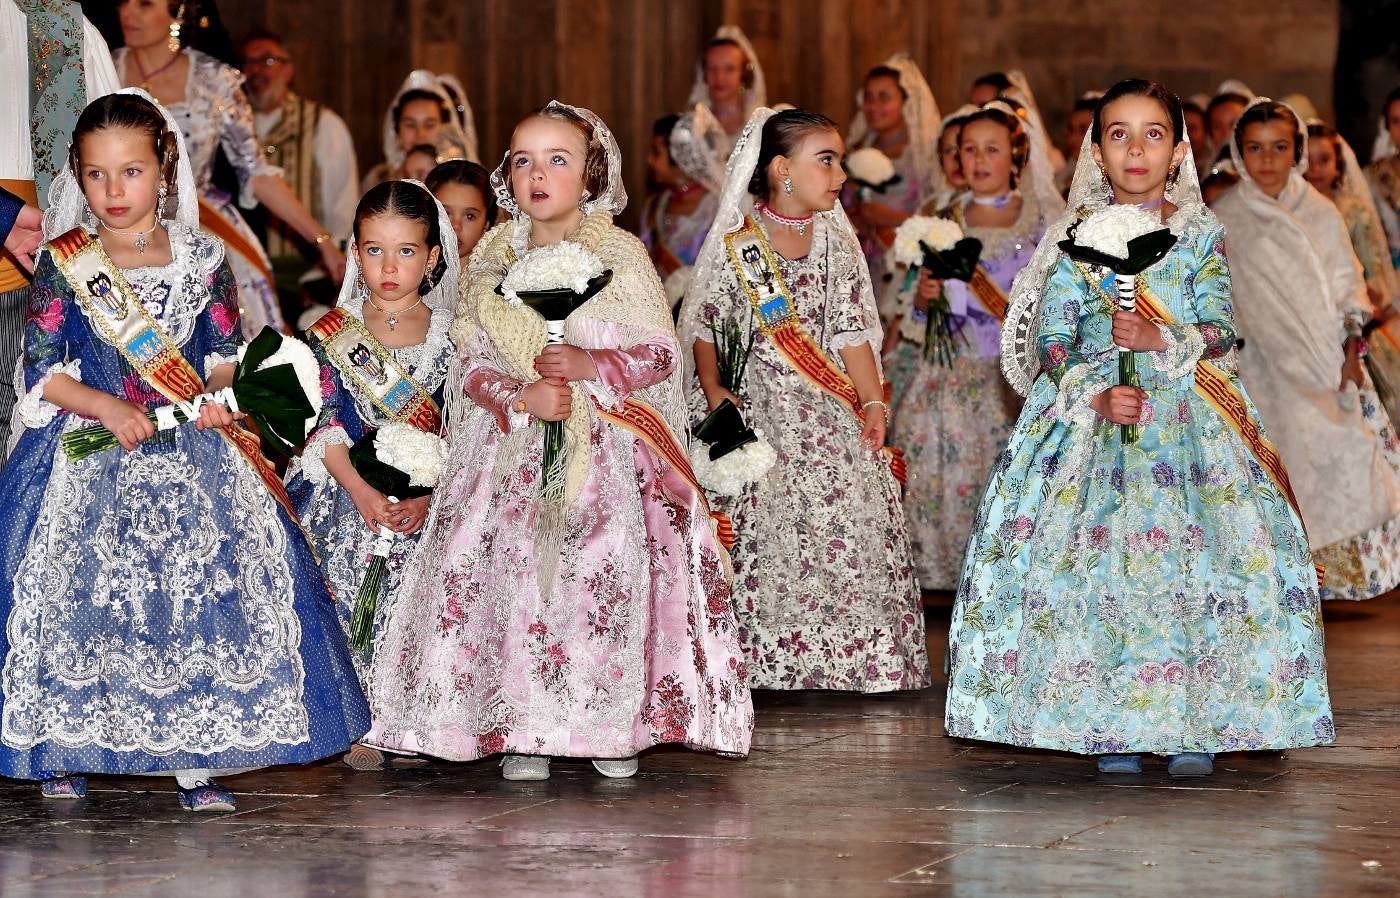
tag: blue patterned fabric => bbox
[945,210,1334,756]
[0,225,369,779]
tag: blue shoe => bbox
[40,775,87,799]
[1096,754,1142,774]
[1167,752,1214,777]
[176,781,237,812]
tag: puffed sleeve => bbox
[17,251,81,429]
[1146,224,1237,381]
[212,61,283,209]
[200,260,244,377]
[299,338,363,485]
[1038,254,1116,425]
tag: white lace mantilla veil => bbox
[381,70,477,170]
[334,178,461,319]
[434,73,481,164]
[1004,70,1066,174]
[486,100,628,259]
[1000,96,1205,396]
[928,103,979,209]
[44,87,200,240]
[846,53,943,201]
[677,106,883,372]
[669,103,729,193]
[1310,119,1400,298]
[1374,117,1398,165]
[687,25,768,120]
[980,97,1065,226]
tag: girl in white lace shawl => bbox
[677,107,930,693]
[365,101,753,781]
[1214,98,1400,600]
[688,25,768,148]
[0,89,369,809]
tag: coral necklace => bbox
[756,202,813,236]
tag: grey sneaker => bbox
[501,755,550,781]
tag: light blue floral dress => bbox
[945,208,1335,756]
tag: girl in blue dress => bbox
[945,80,1334,777]
[0,91,369,812]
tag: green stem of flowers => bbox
[61,408,189,462]
[1120,351,1140,444]
[350,555,386,657]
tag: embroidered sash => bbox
[967,266,1009,321]
[593,397,734,551]
[1084,267,1321,581]
[307,307,442,434]
[47,227,320,559]
[724,217,906,486]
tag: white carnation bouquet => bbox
[500,242,605,307]
[1057,203,1178,443]
[891,216,980,366]
[846,147,900,194]
[689,422,778,496]
[346,421,448,653]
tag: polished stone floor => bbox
[1,598,1396,898]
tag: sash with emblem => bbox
[1079,264,1322,581]
[306,307,442,434]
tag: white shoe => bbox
[591,756,639,778]
[501,755,550,781]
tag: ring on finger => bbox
[400,517,411,525]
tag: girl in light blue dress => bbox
[945,80,1333,777]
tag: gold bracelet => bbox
[313,232,334,245]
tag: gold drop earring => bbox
[168,4,186,53]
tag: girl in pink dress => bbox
[365,102,753,781]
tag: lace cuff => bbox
[239,162,285,210]
[18,360,81,429]
[204,352,240,379]
[830,330,879,353]
[1054,362,1111,427]
[300,424,352,485]
[1149,325,1205,382]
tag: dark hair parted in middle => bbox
[1233,100,1304,165]
[1091,79,1185,146]
[353,180,448,296]
[746,109,840,199]
[425,159,499,227]
[393,88,451,130]
[70,92,181,192]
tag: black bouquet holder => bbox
[693,399,759,461]
[1056,223,1178,444]
[919,236,984,283]
[1056,227,1177,277]
[347,429,434,500]
[852,172,903,194]
[499,269,614,321]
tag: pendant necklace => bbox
[133,48,182,94]
[100,220,159,255]
[366,294,424,331]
